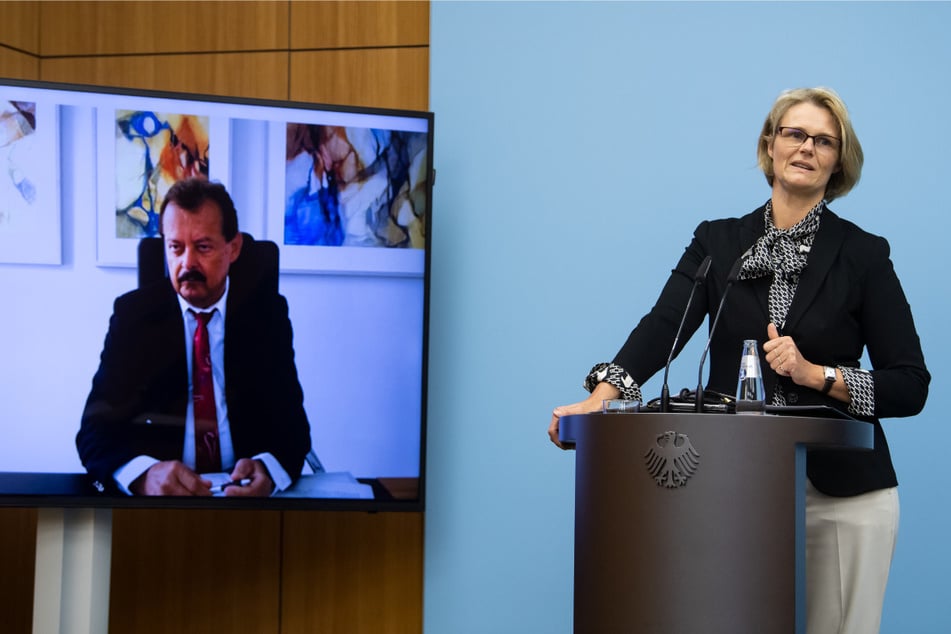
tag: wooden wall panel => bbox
[290,48,429,111]
[39,1,288,57]
[0,47,40,80]
[281,512,424,634]
[0,1,39,54]
[40,52,290,100]
[108,509,283,634]
[290,0,429,50]
[8,1,429,632]
[0,508,37,634]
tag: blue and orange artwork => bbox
[284,123,428,249]
[115,110,209,238]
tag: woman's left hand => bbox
[763,322,816,385]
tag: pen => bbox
[209,478,252,494]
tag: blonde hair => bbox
[756,87,864,201]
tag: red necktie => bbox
[191,310,221,472]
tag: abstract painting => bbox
[114,110,209,238]
[267,121,429,275]
[0,99,61,265]
[96,106,229,266]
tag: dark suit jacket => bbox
[76,270,312,493]
[613,204,929,496]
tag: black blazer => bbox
[76,273,312,492]
[613,205,929,496]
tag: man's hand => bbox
[224,458,275,497]
[130,460,212,496]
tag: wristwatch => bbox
[820,366,836,395]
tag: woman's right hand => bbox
[548,383,621,449]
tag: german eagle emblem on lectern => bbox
[644,431,699,488]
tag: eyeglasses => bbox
[776,127,841,153]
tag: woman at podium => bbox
[548,87,929,633]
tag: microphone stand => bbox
[660,256,711,412]
[695,289,731,412]
[695,254,746,413]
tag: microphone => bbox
[660,256,712,412]
[695,251,748,413]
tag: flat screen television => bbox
[0,78,433,511]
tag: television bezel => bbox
[0,77,433,512]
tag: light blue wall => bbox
[427,2,950,632]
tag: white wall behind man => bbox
[427,2,949,632]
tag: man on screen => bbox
[77,178,311,496]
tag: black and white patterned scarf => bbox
[738,199,823,331]
[738,200,823,405]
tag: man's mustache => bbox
[178,269,206,284]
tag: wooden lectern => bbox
[559,412,873,634]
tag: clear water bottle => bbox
[735,339,765,414]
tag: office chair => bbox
[137,233,324,474]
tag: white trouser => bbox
[805,479,899,634]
